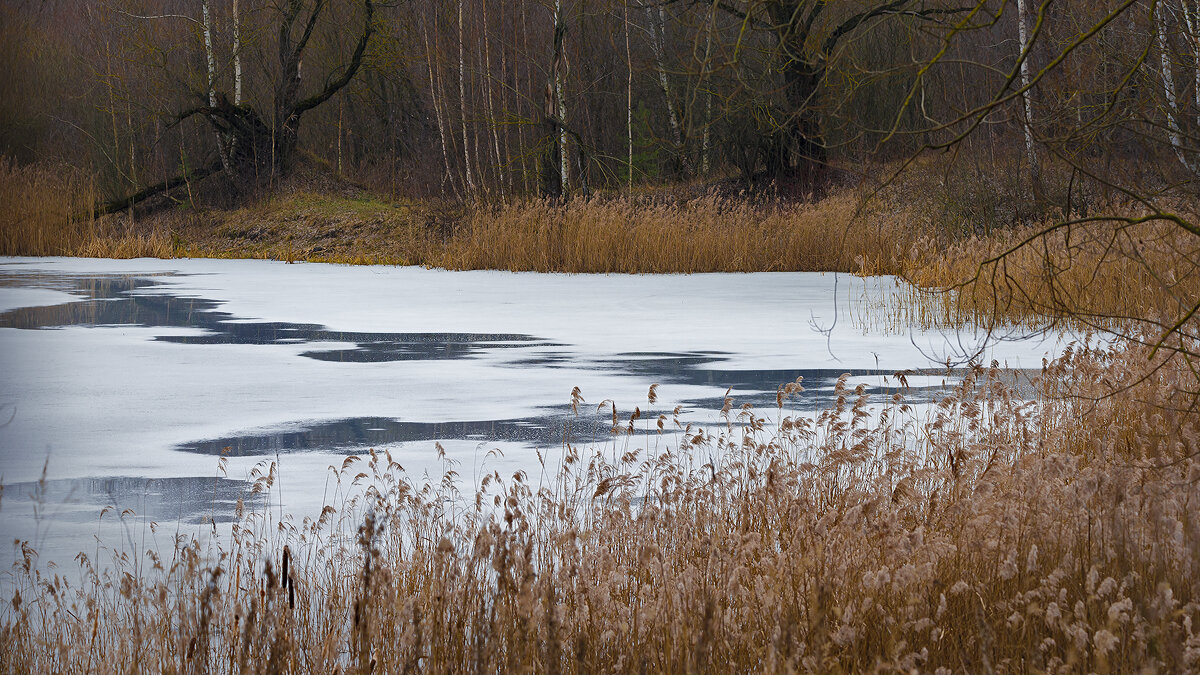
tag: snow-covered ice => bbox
[0,256,1069,568]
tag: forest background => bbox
[5,0,1199,271]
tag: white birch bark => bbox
[202,0,232,175]
[554,0,570,195]
[626,0,633,189]
[702,6,714,175]
[644,3,689,174]
[1157,1,1199,174]
[423,10,457,196]
[1015,0,1040,188]
[232,0,242,105]
[458,0,475,194]
[202,1,216,107]
[1180,0,1200,127]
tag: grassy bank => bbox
[5,158,1200,672]
[11,157,1192,334]
[0,159,172,258]
[0,159,921,274]
[3,336,1199,672]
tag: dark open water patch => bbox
[1,271,1035,459]
[175,416,598,456]
[172,411,693,457]
[1,476,261,526]
[171,366,996,458]
[0,272,555,362]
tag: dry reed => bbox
[129,191,917,275]
[0,158,172,259]
[439,194,909,274]
[3,334,1199,673]
[2,165,921,275]
[898,210,1200,335]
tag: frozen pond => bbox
[0,257,1062,569]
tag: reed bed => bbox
[124,192,916,274]
[0,159,173,259]
[899,212,1200,334]
[3,336,1198,673]
[0,160,919,274]
[440,194,908,274]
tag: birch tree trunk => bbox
[1180,0,1200,127]
[202,1,216,108]
[232,0,242,105]
[201,0,233,176]
[644,3,690,175]
[458,0,475,195]
[701,5,714,176]
[1015,0,1040,193]
[626,0,633,190]
[423,10,457,196]
[554,0,570,195]
[1157,1,1198,174]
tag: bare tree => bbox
[1157,0,1199,175]
[643,1,691,175]
[233,0,243,106]
[626,0,635,188]
[101,0,378,213]
[554,0,571,195]
[1015,0,1041,192]
[458,0,475,194]
[684,0,967,187]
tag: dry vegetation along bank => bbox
[4,340,1200,672]
[5,156,1197,334]
[4,159,1200,672]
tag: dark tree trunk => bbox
[99,0,375,212]
[540,116,563,199]
[712,0,946,193]
[767,52,828,186]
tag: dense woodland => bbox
[3,0,1200,212]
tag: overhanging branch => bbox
[97,162,223,215]
[293,0,375,117]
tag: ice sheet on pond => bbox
[0,256,1072,570]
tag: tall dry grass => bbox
[146,191,918,274]
[0,159,930,275]
[2,186,915,274]
[899,212,1200,335]
[0,158,172,258]
[3,336,1199,673]
[438,194,910,274]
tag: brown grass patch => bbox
[3,337,1199,672]
[154,191,441,266]
[0,159,173,259]
[440,193,909,274]
[899,212,1200,336]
